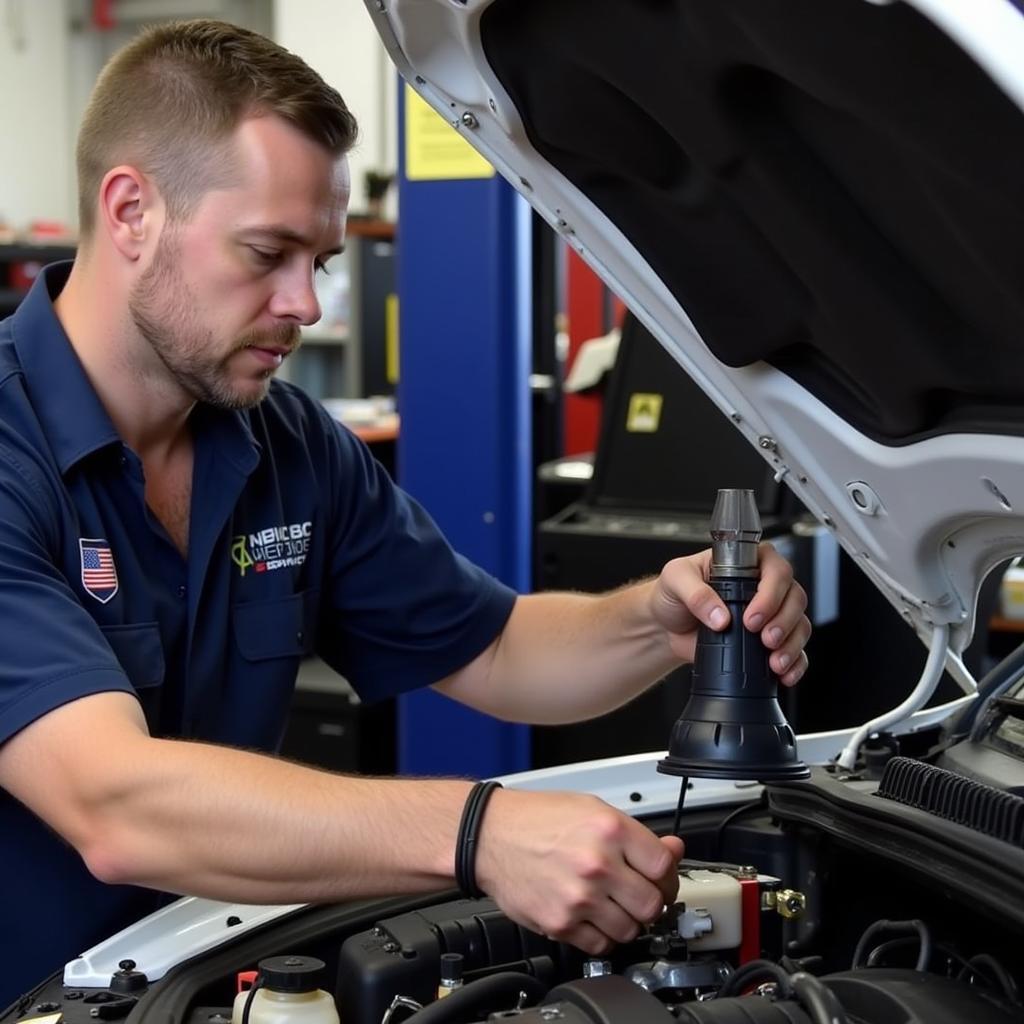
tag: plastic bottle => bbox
[231,957,339,1024]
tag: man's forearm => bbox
[0,692,685,956]
[437,582,682,725]
[86,738,474,901]
[0,695,473,904]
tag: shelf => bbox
[351,415,399,444]
[301,325,350,345]
[345,219,395,240]
[991,615,1024,634]
[0,241,77,262]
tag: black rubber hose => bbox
[789,972,849,1024]
[851,919,931,973]
[402,972,547,1023]
[712,798,766,860]
[717,959,794,999]
[959,953,1021,1005]
[947,639,1024,743]
[865,936,977,975]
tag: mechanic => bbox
[0,20,810,1008]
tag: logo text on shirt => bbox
[232,521,312,576]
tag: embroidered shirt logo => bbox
[232,520,312,576]
[80,538,119,604]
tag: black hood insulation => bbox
[481,0,1024,443]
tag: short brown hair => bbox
[76,19,358,238]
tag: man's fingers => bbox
[610,822,683,922]
[660,557,730,631]
[621,816,678,879]
[658,835,685,903]
[661,834,685,860]
[606,867,672,926]
[743,542,798,630]
[768,615,812,677]
[558,921,615,956]
[758,582,810,647]
[481,793,690,958]
[593,897,645,945]
[779,649,809,687]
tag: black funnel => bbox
[658,489,809,782]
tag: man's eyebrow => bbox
[239,225,345,256]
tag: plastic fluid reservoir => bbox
[231,957,339,1024]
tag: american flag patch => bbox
[80,538,118,604]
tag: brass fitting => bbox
[775,888,807,919]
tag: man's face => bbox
[129,115,350,410]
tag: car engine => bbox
[7,750,1024,1024]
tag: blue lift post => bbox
[396,84,533,778]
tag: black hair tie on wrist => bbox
[455,780,503,899]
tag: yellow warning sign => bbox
[626,393,663,433]
[404,84,495,181]
[385,292,399,385]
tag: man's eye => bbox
[250,247,281,265]
[314,258,331,275]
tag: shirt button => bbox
[296,630,304,644]
[177,585,187,599]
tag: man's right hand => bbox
[473,788,684,954]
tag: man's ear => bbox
[97,165,162,261]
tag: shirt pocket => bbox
[232,590,317,661]
[100,622,166,726]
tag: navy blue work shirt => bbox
[0,263,516,1008]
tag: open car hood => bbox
[366,0,1024,683]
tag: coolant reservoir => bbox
[674,870,742,952]
[231,957,339,1024]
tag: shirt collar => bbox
[11,261,261,476]
[11,261,120,474]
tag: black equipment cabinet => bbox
[281,678,397,776]
[533,314,987,769]
[533,313,798,769]
[0,242,77,318]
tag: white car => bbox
[6,1,1024,1022]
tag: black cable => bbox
[671,776,690,837]
[717,958,794,999]
[958,953,1021,1005]
[789,972,848,1024]
[400,971,546,1023]
[240,975,264,1024]
[851,919,931,973]
[712,797,766,860]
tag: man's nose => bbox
[269,269,322,326]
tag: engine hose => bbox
[403,971,547,1023]
[717,959,794,999]
[851,919,931,973]
[959,953,1021,1004]
[789,972,849,1024]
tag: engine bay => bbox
[8,757,1024,1024]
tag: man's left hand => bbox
[649,543,810,685]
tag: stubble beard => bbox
[129,233,299,411]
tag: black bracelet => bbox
[455,780,503,899]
